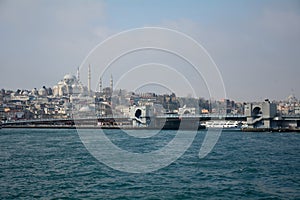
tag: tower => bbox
[99,77,102,93]
[77,67,80,81]
[110,74,113,93]
[88,64,91,96]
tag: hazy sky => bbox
[0,0,299,101]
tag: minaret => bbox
[88,64,91,96]
[110,74,113,92]
[77,67,80,81]
[99,77,102,93]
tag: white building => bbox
[52,74,88,97]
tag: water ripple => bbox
[0,129,299,199]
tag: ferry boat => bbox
[201,120,244,131]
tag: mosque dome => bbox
[72,84,80,94]
[64,74,75,80]
[64,74,76,85]
[57,80,64,86]
[72,83,81,89]
[31,88,38,95]
[38,87,47,96]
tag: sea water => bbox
[0,129,299,199]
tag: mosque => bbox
[52,66,113,98]
[52,67,88,97]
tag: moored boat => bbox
[201,120,244,131]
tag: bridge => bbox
[2,113,300,130]
[2,114,247,129]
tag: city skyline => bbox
[0,0,299,101]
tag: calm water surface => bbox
[0,129,299,199]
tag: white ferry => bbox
[201,120,245,131]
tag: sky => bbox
[0,0,299,102]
